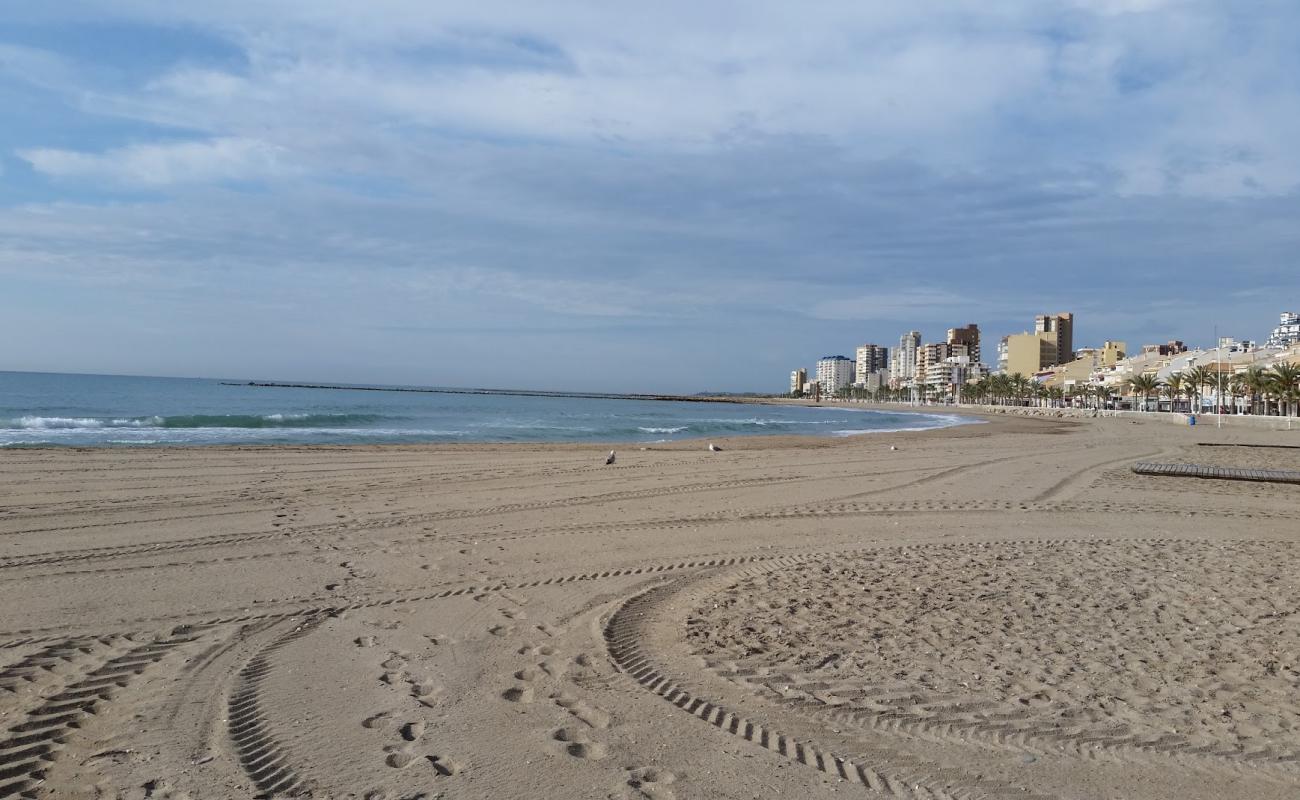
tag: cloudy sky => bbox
[2,1,1298,392]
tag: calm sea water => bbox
[0,371,971,447]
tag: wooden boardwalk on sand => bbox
[1132,462,1300,485]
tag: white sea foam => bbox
[637,426,687,433]
[13,416,108,429]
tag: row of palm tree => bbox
[823,362,1300,416]
[1128,363,1300,416]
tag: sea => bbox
[0,371,972,447]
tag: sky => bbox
[2,1,1299,393]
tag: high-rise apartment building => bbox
[854,344,889,386]
[1004,332,1057,376]
[1034,313,1074,366]
[890,331,921,384]
[816,356,855,393]
[946,324,981,365]
[789,368,807,395]
[1266,311,1300,348]
[918,342,969,392]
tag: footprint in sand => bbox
[552,692,611,729]
[411,680,444,702]
[568,653,600,681]
[488,624,515,637]
[430,754,464,776]
[518,643,556,657]
[626,767,677,799]
[355,636,377,648]
[362,712,392,730]
[502,685,534,703]
[499,590,528,606]
[553,727,607,759]
[384,746,418,770]
[539,659,568,679]
[401,721,426,741]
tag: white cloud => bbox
[18,138,292,186]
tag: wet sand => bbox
[2,413,1299,799]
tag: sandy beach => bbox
[2,413,1299,799]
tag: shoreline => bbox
[2,400,984,451]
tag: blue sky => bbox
[2,1,1298,392]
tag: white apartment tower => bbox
[891,331,922,384]
[854,344,889,386]
[816,356,855,394]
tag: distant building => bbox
[918,342,971,397]
[1100,340,1126,367]
[1217,337,1256,353]
[854,344,889,386]
[1034,313,1074,366]
[1142,340,1187,356]
[890,331,921,385]
[1266,312,1300,348]
[1004,331,1056,376]
[789,368,808,395]
[816,356,855,393]
[946,324,981,365]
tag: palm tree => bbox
[1271,363,1300,417]
[1227,372,1246,415]
[1126,374,1161,412]
[988,374,1011,405]
[1241,366,1269,415]
[1165,372,1186,414]
[1008,373,1031,406]
[1182,366,1210,415]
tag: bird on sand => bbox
[708,443,722,452]
[605,450,616,465]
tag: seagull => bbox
[605,450,616,465]
[708,443,722,452]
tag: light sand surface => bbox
[2,414,1299,799]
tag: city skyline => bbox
[791,308,1299,395]
[3,4,1300,393]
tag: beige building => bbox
[1004,332,1056,376]
[1100,340,1126,367]
[1034,312,1074,366]
[789,368,807,395]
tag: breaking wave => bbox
[5,413,385,430]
